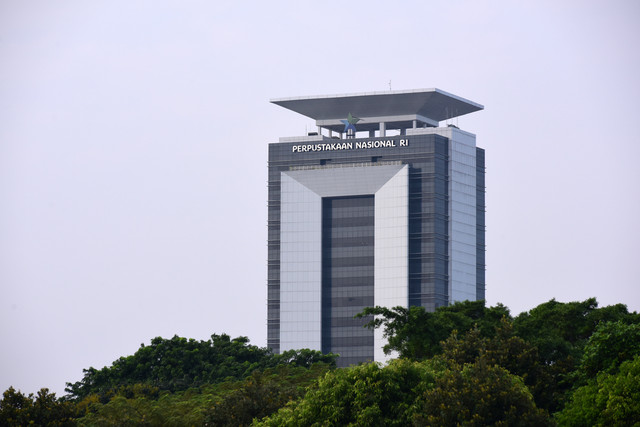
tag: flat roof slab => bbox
[271,88,483,124]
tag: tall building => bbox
[267,88,485,367]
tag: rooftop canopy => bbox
[271,88,483,135]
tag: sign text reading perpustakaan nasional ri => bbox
[292,139,409,153]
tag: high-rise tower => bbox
[267,89,484,367]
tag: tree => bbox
[514,298,599,366]
[513,298,639,412]
[272,348,337,368]
[65,334,334,401]
[438,320,558,412]
[0,387,75,426]
[578,321,640,380]
[357,300,511,360]
[557,355,640,426]
[74,363,334,426]
[356,305,444,360]
[256,359,437,426]
[441,320,541,380]
[415,360,553,426]
[203,364,332,426]
[0,387,32,426]
[258,357,553,426]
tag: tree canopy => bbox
[557,355,640,426]
[2,298,639,425]
[357,298,640,414]
[356,300,511,360]
[65,333,336,401]
[256,358,438,426]
[0,387,75,426]
[257,357,553,426]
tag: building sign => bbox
[292,139,409,153]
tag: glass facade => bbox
[476,147,486,300]
[268,132,485,364]
[322,196,375,366]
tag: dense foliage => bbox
[256,359,437,426]
[416,361,552,426]
[72,364,333,426]
[512,298,639,412]
[359,297,640,414]
[557,355,640,426]
[1,298,639,425]
[356,300,510,360]
[0,387,75,426]
[64,334,336,401]
[257,356,553,426]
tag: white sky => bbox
[1,0,639,396]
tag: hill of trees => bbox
[1,298,639,425]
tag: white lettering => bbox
[292,138,409,153]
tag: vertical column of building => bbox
[322,196,375,367]
[446,128,478,303]
[279,174,323,352]
[475,148,486,300]
[267,156,281,353]
[373,165,409,362]
[407,134,450,311]
[432,138,451,308]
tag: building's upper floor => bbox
[271,88,483,141]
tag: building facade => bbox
[267,89,485,367]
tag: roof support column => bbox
[379,122,386,137]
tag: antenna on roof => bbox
[388,80,392,91]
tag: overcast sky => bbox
[1,0,639,396]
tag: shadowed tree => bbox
[256,359,438,426]
[65,333,335,401]
[414,360,553,426]
[513,298,639,412]
[356,300,511,360]
[0,387,75,426]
